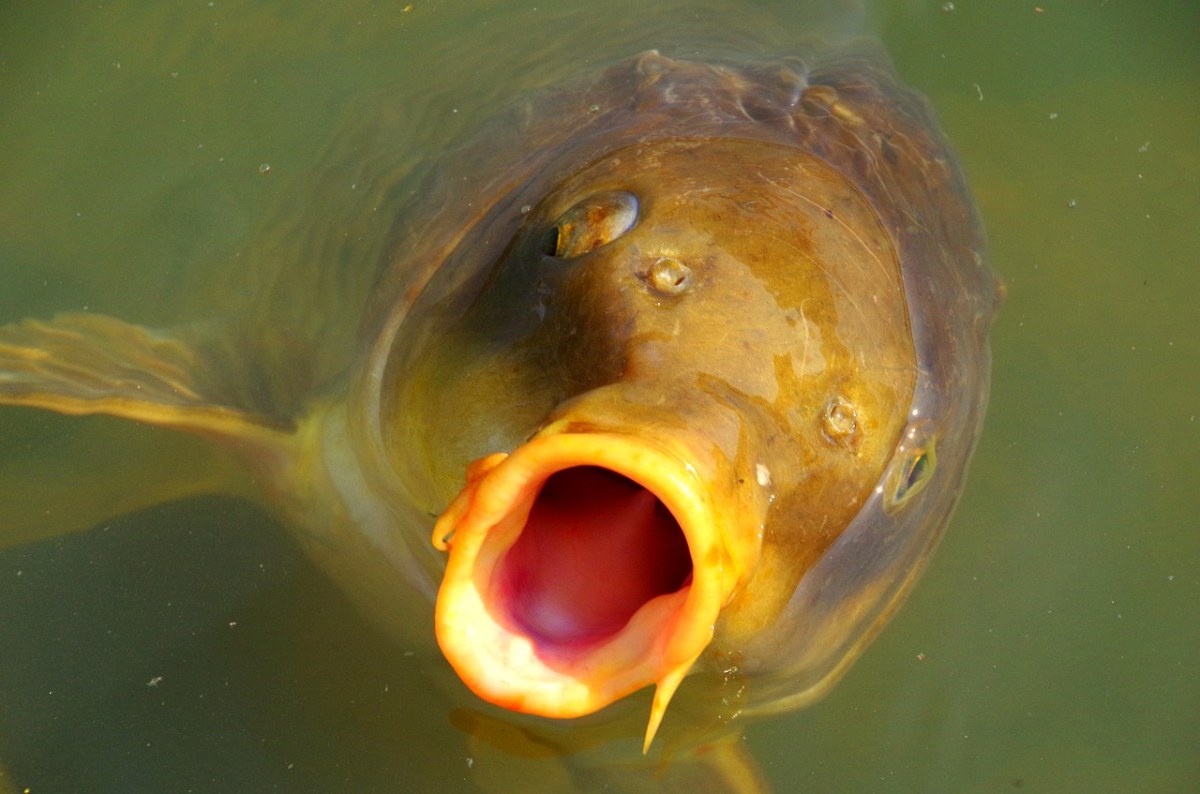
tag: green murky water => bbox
[1,1,1197,791]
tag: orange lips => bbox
[431,429,742,752]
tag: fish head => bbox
[401,134,925,749]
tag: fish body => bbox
[0,47,999,776]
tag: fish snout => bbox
[430,422,762,752]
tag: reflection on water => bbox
[1,1,1197,791]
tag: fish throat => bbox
[496,467,693,650]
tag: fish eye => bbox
[542,190,639,259]
[882,430,937,513]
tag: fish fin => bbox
[600,729,771,794]
[0,312,294,550]
[675,732,771,794]
[0,312,292,440]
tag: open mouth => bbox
[431,431,734,751]
[494,466,694,652]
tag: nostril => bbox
[646,257,693,296]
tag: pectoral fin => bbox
[0,312,289,439]
[0,312,294,549]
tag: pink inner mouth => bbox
[494,466,694,650]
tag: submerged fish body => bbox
[0,46,998,773]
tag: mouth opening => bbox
[431,432,734,750]
[495,466,694,651]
